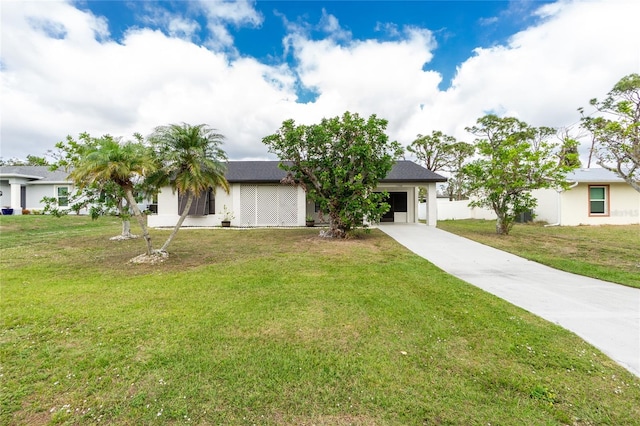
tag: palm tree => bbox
[148,123,230,253]
[69,136,156,255]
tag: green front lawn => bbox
[437,219,640,288]
[1,216,639,425]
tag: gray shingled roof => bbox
[224,161,288,182]
[566,168,626,183]
[382,161,448,182]
[0,166,70,183]
[1,162,447,184]
[224,160,447,183]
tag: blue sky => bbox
[1,0,639,162]
[78,1,549,91]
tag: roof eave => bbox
[0,173,44,180]
[380,178,448,183]
[29,180,71,185]
[227,179,285,184]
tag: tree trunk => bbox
[117,199,133,238]
[121,220,132,237]
[123,187,153,255]
[322,210,346,238]
[495,215,509,235]
[159,191,194,252]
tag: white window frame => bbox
[56,185,70,207]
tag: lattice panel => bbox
[240,185,257,226]
[278,186,298,225]
[239,184,299,226]
[257,185,279,226]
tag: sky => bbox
[1,0,639,163]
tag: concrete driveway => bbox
[378,223,640,377]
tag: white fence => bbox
[419,200,497,221]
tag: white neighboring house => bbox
[533,168,640,226]
[0,166,72,214]
[0,165,153,215]
[148,160,447,228]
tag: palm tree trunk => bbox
[117,199,133,238]
[159,191,193,252]
[121,219,132,237]
[123,187,153,255]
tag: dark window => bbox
[178,189,214,216]
[391,192,408,212]
[208,189,216,214]
[589,185,608,216]
[377,192,408,222]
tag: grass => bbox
[1,215,640,425]
[437,219,640,289]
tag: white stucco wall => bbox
[532,188,561,224]
[0,183,11,207]
[150,186,234,227]
[27,184,73,212]
[148,184,306,227]
[435,199,497,221]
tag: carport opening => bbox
[380,192,408,223]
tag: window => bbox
[178,188,215,216]
[208,189,216,214]
[589,185,609,216]
[57,186,70,207]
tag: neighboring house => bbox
[0,165,153,215]
[0,166,72,214]
[149,160,447,228]
[533,168,640,226]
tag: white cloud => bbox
[286,25,440,136]
[198,0,262,25]
[1,0,639,166]
[197,0,263,50]
[0,1,288,160]
[437,0,640,158]
[137,4,200,41]
[318,9,351,41]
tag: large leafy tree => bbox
[407,131,466,171]
[147,123,230,252]
[68,135,156,254]
[262,111,404,238]
[407,131,474,200]
[47,133,144,238]
[462,115,577,235]
[580,73,640,192]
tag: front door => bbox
[20,186,26,209]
